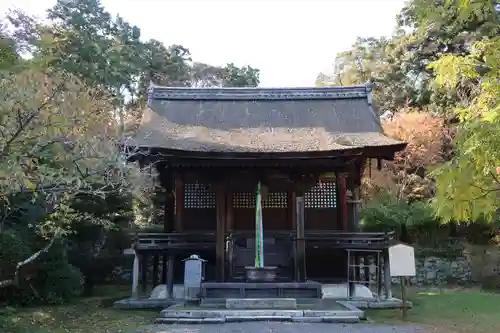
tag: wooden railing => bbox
[134,232,216,251]
[133,230,394,251]
[299,231,395,249]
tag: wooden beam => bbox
[215,183,226,282]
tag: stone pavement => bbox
[142,322,427,333]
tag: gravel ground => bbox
[142,322,428,333]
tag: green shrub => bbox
[0,235,84,306]
[33,260,84,305]
[0,231,32,281]
[67,225,132,295]
[0,231,33,304]
[360,197,444,243]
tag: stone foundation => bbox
[394,255,472,285]
[358,254,475,286]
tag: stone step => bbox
[303,309,364,318]
[156,315,361,324]
[155,317,225,324]
[226,298,297,309]
[160,309,304,318]
[225,315,292,322]
[322,316,360,323]
[292,316,360,323]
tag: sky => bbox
[0,0,407,87]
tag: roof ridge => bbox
[148,83,373,101]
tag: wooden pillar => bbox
[295,195,306,282]
[174,177,184,232]
[225,189,233,279]
[141,254,148,295]
[347,250,355,298]
[345,159,365,232]
[354,254,361,288]
[215,183,226,282]
[287,190,296,231]
[337,173,348,231]
[167,255,175,299]
[346,175,362,231]
[163,171,174,233]
[152,254,159,287]
[162,168,175,298]
[132,250,139,299]
[288,190,298,280]
[226,189,234,232]
[161,255,167,285]
[349,185,361,231]
[383,249,392,299]
[363,255,370,287]
[376,252,383,298]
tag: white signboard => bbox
[388,243,416,277]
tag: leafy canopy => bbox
[429,0,500,221]
[0,68,153,236]
[429,17,499,221]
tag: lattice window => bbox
[305,181,337,208]
[233,192,254,208]
[264,192,287,208]
[184,183,216,208]
[233,192,288,208]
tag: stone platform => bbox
[201,281,322,299]
[114,283,410,310]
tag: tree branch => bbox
[0,83,64,160]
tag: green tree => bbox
[316,36,414,111]
[317,0,499,116]
[0,26,18,69]
[0,68,153,288]
[429,1,500,222]
[44,0,143,99]
[219,63,260,87]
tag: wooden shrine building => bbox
[127,83,406,299]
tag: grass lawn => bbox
[0,286,157,333]
[366,287,500,332]
[1,286,499,332]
